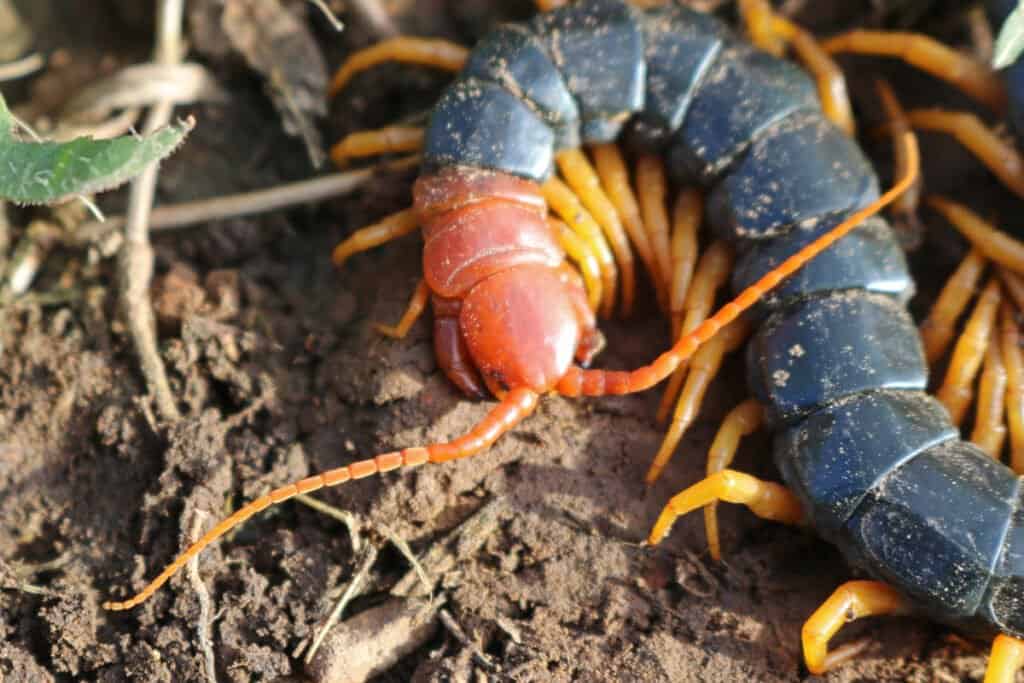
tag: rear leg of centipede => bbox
[328,37,468,97]
[801,580,911,675]
[330,126,425,166]
[987,634,1024,683]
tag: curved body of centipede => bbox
[101,1,1024,679]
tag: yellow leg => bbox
[919,247,987,364]
[802,581,911,675]
[636,154,673,299]
[550,217,602,313]
[822,30,1007,113]
[535,0,568,11]
[647,469,803,546]
[739,0,855,135]
[1000,300,1024,473]
[928,197,1024,276]
[590,143,661,304]
[669,189,702,341]
[331,208,420,268]
[973,333,1008,458]
[703,399,764,561]
[556,149,636,317]
[329,38,468,97]
[330,126,424,167]
[543,176,618,319]
[657,241,735,424]
[908,110,1024,200]
[875,80,923,246]
[987,634,1024,683]
[937,277,1002,426]
[645,317,750,486]
[374,279,429,339]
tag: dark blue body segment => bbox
[774,391,956,540]
[731,216,913,314]
[424,78,555,181]
[984,485,1024,636]
[530,0,645,142]
[632,5,727,145]
[707,112,879,240]
[746,292,927,423]
[667,46,818,184]
[843,439,1019,631]
[461,24,581,149]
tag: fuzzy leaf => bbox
[0,93,194,205]
[994,1,1024,69]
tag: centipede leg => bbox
[972,333,1008,458]
[543,176,618,319]
[550,217,603,313]
[928,196,1024,276]
[646,469,803,546]
[821,30,1006,113]
[999,300,1024,473]
[937,277,1002,425]
[331,208,420,268]
[657,241,735,424]
[702,399,764,560]
[636,154,673,300]
[590,144,660,305]
[740,0,854,135]
[908,111,1024,199]
[801,581,911,675]
[875,79,923,248]
[986,634,1024,683]
[374,279,429,339]
[645,318,751,486]
[668,189,702,341]
[329,38,469,97]
[330,126,425,166]
[556,149,636,316]
[919,247,987,364]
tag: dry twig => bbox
[305,542,380,664]
[187,511,218,683]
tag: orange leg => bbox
[909,111,1024,200]
[822,30,1007,113]
[590,143,660,304]
[739,0,854,135]
[657,241,735,423]
[543,176,618,319]
[534,0,568,10]
[937,277,1002,426]
[104,388,539,610]
[999,300,1024,473]
[929,196,1024,276]
[550,217,602,313]
[702,399,764,560]
[645,317,751,486]
[329,37,468,97]
[875,79,923,247]
[374,279,429,339]
[555,132,919,398]
[646,469,803,546]
[972,333,1008,458]
[802,580,911,675]
[636,154,673,299]
[330,126,424,167]
[668,189,702,341]
[919,247,987,364]
[331,208,420,268]
[987,634,1024,683]
[556,149,636,316]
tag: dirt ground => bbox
[0,1,1018,682]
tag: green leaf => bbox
[994,0,1024,69]
[0,92,193,205]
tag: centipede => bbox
[99,0,1024,680]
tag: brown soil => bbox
[0,1,1012,682]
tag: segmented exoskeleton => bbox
[102,1,1024,679]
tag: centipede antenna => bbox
[328,37,469,97]
[103,389,539,610]
[555,132,921,398]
